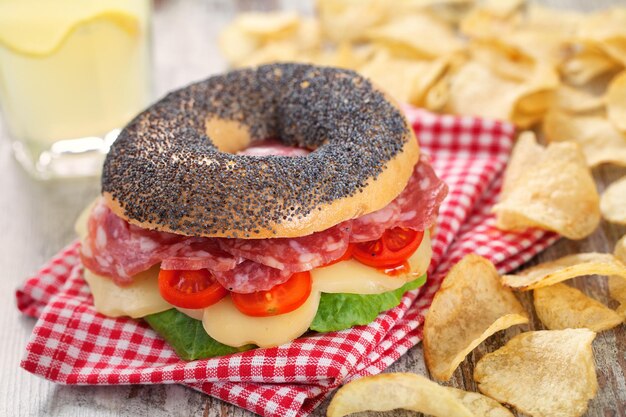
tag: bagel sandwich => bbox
[77,64,448,359]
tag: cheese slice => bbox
[83,265,172,318]
[311,231,431,294]
[201,291,321,348]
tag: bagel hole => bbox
[205,118,252,153]
[205,117,310,157]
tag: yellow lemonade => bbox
[0,0,151,179]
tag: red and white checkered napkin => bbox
[16,108,559,417]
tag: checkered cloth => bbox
[16,108,559,417]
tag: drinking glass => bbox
[0,0,152,179]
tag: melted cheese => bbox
[202,291,321,348]
[311,231,431,294]
[83,265,172,318]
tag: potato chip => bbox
[471,5,580,69]
[492,133,542,199]
[380,0,475,24]
[219,13,320,68]
[508,30,573,69]
[606,70,626,133]
[560,45,621,86]
[553,85,604,113]
[615,234,626,266]
[218,24,261,66]
[444,61,556,127]
[459,0,522,40]
[358,51,420,103]
[234,41,304,68]
[396,0,475,6]
[447,388,515,417]
[424,72,452,111]
[534,283,623,331]
[235,11,300,39]
[358,49,452,105]
[525,3,582,35]
[543,109,626,167]
[313,42,372,70]
[545,110,626,165]
[316,0,389,43]
[412,56,454,105]
[493,133,600,239]
[502,252,626,291]
[292,17,323,52]
[512,63,560,118]
[425,1,475,26]
[577,7,626,67]
[469,40,534,81]
[610,276,626,318]
[327,372,514,417]
[474,329,598,417]
[610,235,626,318]
[478,0,525,18]
[602,38,626,69]
[365,13,463,59]
[600,176,626,225]
[423,254,528,381]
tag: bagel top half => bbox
[102,63,420,239]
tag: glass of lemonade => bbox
[0,0,152,179]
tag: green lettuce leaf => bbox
[144,309,254,360]
[144,274,426,359]
[309,274,427,333]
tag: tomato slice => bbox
[352,228,424,268]
[230,271,312,317]
[158,268,228,309]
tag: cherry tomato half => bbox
[230,271,312,317]
[158,268,228,309]
[352,228,424,268]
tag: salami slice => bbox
[218,222,352,272]
[80,200,238,285]
[211,260,293,293]
[160,240,240,271]
[350,157,448,242]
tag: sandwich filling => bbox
[79,142,447,357]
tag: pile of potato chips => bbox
[328,248,626,417]
[219,0,625,128]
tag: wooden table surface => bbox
[1,1,624,416]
